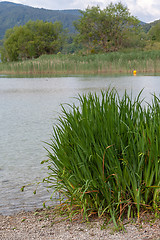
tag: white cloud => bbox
[97,0,160,23]
[128,0,160,22]
[76,0,160,22]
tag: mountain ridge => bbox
[0,1,81,39]
[0,1,159,40]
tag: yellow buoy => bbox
[133,70,137,76]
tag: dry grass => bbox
[1,50,160,76]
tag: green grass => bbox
[1,50,160,76]
[43,89,160,225]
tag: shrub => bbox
[44,89,160,225]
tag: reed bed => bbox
[44,89,160,226]
[1,50,160,76]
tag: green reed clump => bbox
[44,89,160,224]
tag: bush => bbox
[44,89,160,225]
[1,20,64,62]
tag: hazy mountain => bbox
[0,1,82,39]
[142,19,160,33]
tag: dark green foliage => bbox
[0,2,81,39]
[44,89,160,224]
[1,20,64,61]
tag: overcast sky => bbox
[1,0,160,23]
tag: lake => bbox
[0,75,160,215]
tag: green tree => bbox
[1,20,64,62]
[74,2,140,52]
[148,22,160,41]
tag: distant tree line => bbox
[1,2,160,62]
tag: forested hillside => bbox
[0,1,160,40]
[0,1,81,39]
[143,19,160,32]
[1,1,160,62]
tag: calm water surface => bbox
[0,75,160,215]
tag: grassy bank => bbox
[1,50,160,76]
[44,89,160,226]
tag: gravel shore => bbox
[0,208,160,240]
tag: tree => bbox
[148,22,160,41]
[1,20,64,62]
[74,2,140,52]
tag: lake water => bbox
[0,75,160,215]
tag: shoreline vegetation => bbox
[43,89,160,228]
[0,50,160,76]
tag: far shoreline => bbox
[0,50,160,77]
